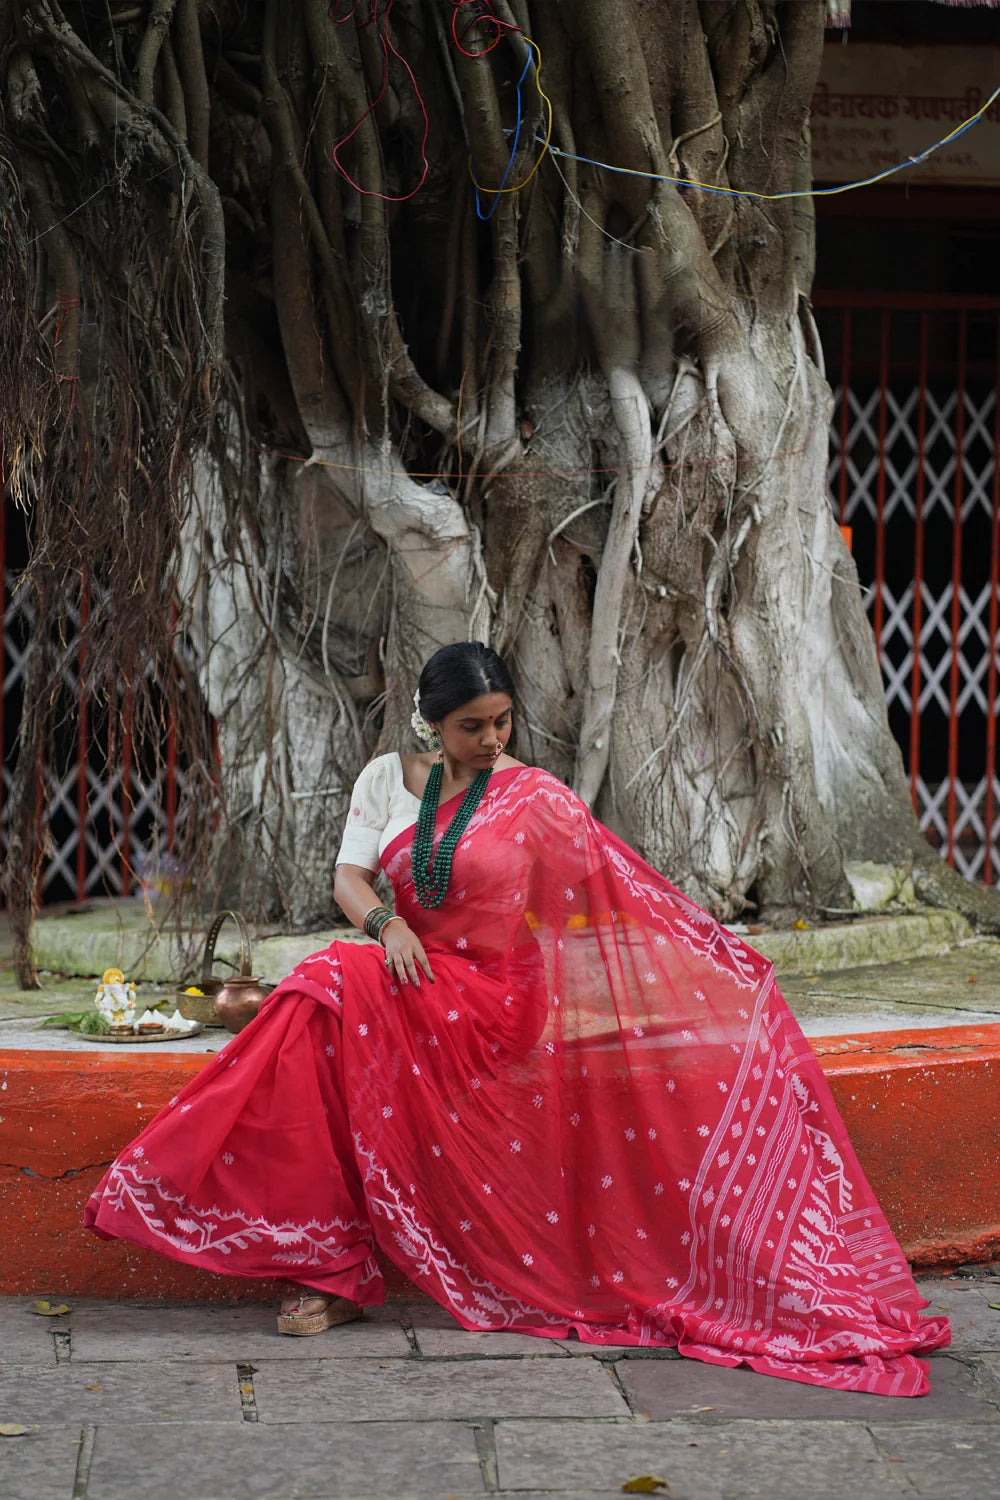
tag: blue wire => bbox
[534,80,1000,203]
[473,49,533,221]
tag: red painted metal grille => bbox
[0,500,185,904]
[816,292,1000,885]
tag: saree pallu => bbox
[85,766,949,1395]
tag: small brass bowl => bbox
[176,979,224,1027]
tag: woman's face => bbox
[434,692,513,768]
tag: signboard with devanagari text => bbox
[812,44,1000,186]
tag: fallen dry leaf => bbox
[0,1423,30,1437]
[85,1386,102,1392]
[692,1405,716,1411]
[622,1479,669,1495]
[30,1300,70,1317]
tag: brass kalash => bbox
[177,910,274,1034]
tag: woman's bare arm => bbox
[333,863,383,928]
[333,863,435,986]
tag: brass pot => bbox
[178,910,274,1034]
[213,975,274,1034]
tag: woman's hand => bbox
[382,921,435,988]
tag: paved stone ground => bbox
[1,1277,998,1499]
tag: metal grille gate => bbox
[815,292,1000,884]
[0,501,182,903]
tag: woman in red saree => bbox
[85,642,948,1395]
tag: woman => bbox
[85,642,948,1394]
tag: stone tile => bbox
[556,1342,681,1360]
[970,1352,1000,1404]
[254,1355,628,1422]
[496,1418,908,1498]
[67,1302,411,1362]
[405,1304,673,1360]
[86,1419,483,1499]
[618,1351,992,1422]
[401,1296,566,1356]
[869,1421,1000,1499]
[0,1301,60,1364]
[0,1362,240,1425]
[0,1425,82,1500]
[397,1300,467,1328]
[914,1282,1000,1353]
[412,1325,571,1357]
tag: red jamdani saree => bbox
[85,766,948,1394]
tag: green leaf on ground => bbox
[622,1479,669,1494]
[38,1010,110,1034]
[0,1423,30,1436]
[30,1300,70,1316]
[77,1010,111,1034]
[988,1301,1000,1311]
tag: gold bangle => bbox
[378,915,404,947]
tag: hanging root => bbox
[0,31,224,982]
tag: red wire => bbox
[329,0,430,203]
[450,0,520,58]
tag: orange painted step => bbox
[1,1027,998,1301]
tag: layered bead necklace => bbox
[411,759,493,909]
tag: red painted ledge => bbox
[1,1026,998,1301]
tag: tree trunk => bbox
[3,0,999,944]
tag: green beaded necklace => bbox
[411,759,493,909]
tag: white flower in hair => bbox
[411,691,436,744]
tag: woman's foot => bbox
[276,1290,361,1337]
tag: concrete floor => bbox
[780,937,1000,1036]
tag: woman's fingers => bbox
[384,940,434,987]
[403,951,422,987]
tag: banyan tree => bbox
[2,0,998,982]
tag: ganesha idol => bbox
[94,967,138,1030]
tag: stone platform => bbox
[1,905,999,1300]
[1,1018,997,1302]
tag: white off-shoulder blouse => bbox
[335,753,421,871]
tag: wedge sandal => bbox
[276,1293,361,1337]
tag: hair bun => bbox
[416,642,515,724]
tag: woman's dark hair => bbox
[417,642,516,723]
